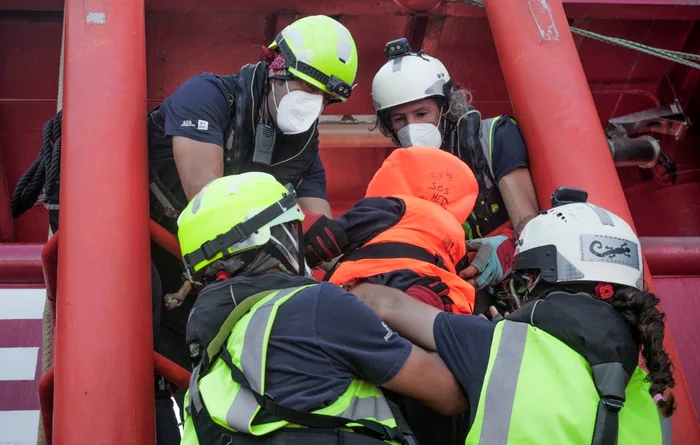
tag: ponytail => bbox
[606,287,677,417]
[525,282,677,416]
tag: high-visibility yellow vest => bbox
[462,115,513,239]
[181,285,405,445]
[466,320,671,445]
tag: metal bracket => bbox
[608,99,690,141]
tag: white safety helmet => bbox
[513,191,644,291]
[371,52,452,113]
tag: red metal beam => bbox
[483,0,700,441]
[54,1,153,445]
[0,236,686,291]
[393,0,442,13]
[0,243,43,284]
[421,15,446,57]
[641,237,700,277]
[4,0,700,20]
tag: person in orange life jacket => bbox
[351,193,676,445]
[147,16,359,444]
[371,39,539,293]
[179,172,466,445]
[303,146,479,315]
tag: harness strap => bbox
[218,348,407,444]
[589,363,627,445]
[591,397,623,445]
[146,110,187,231]
[148,178,182,224]
[325,242,449,282]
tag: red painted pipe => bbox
[0,243,44,284]
[641,237,700,277]
[54,1,154,444]
[38,367,54,445]
[483,0,700,441]
[150,219,182,259]
[41,233,58,301]
[154,351,191,390]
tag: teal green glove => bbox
[460,230,516,290]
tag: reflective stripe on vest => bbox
[478,117,498,190]
[466,320,667,445]
[478,115,518,191]
[189,285,399,438]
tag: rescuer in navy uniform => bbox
[371,39,539,292]
[147,16,359,444]
[9,15,360,444]
[176,172,465,445]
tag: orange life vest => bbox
[328,146,479,314]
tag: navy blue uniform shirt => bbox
[159,73,328,200]
[263,282,412,411]
[490,118,530,184]
[433,312,496,425]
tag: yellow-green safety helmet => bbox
[177,172,304,280]
[269,15,358,102]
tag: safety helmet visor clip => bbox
[275,37,353,101]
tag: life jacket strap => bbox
[324,242,449,282]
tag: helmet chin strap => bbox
[509,272,543,308]
[265,223,309,277]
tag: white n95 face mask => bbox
[396,123,443,148]
[273,80,324,135]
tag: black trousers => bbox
[401,397,469,445]
[152,241,198,445]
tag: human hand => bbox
[459,231,516,289]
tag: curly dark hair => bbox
[526,282,676,417]
[606,287,676,417]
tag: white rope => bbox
[456,0,700,70]
[37,8,65,445]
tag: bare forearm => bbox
[172,136,224,201]
[298,197,332,218]
[182,171,221,201]
[351,283,440,352]
[498,168,539,229]
[383,345,467,416]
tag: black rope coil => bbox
[10,111,62,219]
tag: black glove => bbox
[302,213,349,268]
